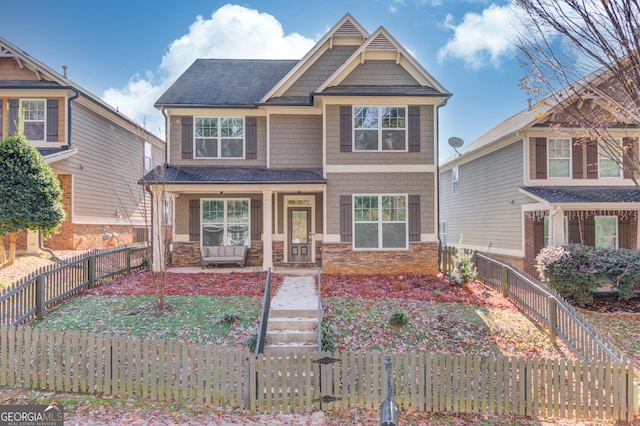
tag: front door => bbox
[288,207,312,262]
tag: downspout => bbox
[436,97,449,264]
[160,107,168,165]
[144,183,154,262]
[38,88,80,260]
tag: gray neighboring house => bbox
[143,14,451,274]
[440,89,640,276]
[0,37,164,253]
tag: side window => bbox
[452,166,459,195]
[353,106,406,151]
[439,221,447,246]
[20,99,46,142]
[144,141,153,172]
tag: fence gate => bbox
[312,355,341,411]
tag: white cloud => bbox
[438,3,522,69]
[103,4,316,137]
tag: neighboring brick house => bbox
[143,14,450,274]
[0,38,165,253]
[440,83,640,276]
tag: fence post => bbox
[126,247,131,273]
[243,355,251,409]
[502,266,509,297]
[35,275,45,319]
[88,255,95,289]
[547,296,557,345]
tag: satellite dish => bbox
[448,137,464,156]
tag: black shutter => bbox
[619,216,632,249]
[408,195,420,241]
[339,195,352,242]
[245,117,257,159]
[535,138,547,179]
[8,99,18,135]
[181,116,193,159]
[586,139,598,179]
[408,106,420,152]
[250,198,263,241]
[189,200,200,242]
[533,219,545,257]
[340,106,352,152]
[584,216,595,246]
[572,139,583,179]
[46,99,59,141]
[623,137,636,179]
[0,100,2,139]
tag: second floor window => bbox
[548,138,570,177]
[452,166,459,195]
[599,139,622,178]
[21,99,46,142]
[353,106,406,151]
[195,117,244,158]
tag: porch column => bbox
[262,189,273,271]
[549,207,565,246]
[151,187,166,273]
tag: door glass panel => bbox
[291,210,308,244]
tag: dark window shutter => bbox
[408,195,420,241]
[619,216,632,249]
[339,195,352,242]
[623,137,636,179]
[572,139,583,179]
[245,117,257,159]
[181,116,194,159]
[250,198,263,241]
[0,99,2,139]
[408,106,420,152]
[8,99,18,135]
[46,99,59,141]
[586,139,598,179]
[189,200,200,242]
[584,216,595,246]
[535,138,547,179]
[568,217,581,244]
[340,106,352,152]
[533,219,545,256]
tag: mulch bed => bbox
[582,293,640,313]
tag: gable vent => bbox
[366,33,396,50]
[335,19,365,37]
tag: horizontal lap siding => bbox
[326,172,435,235]
[269,115,322,168]
[440,141,527,252]
[169,116,267,166]
[325,105,435,165]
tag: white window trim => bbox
[20,99,47,142]
[547,138,571,178]
[598,138,623,179]
[452,166,459,195]
[594,215,618,249]
[352,193,408,251]
[200,198,251,247]
[144,140,153,173]
[352,106,408,152]
[193,116,245,159]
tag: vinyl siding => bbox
[270,115,322,168]
[340,60,419,86]
[169,115,267,166]
[281,45,358,98]
[440,141,528,251]
[326,172,435,235]
[325,104,435,165]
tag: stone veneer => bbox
[171,241,263,267]
[321,242,439,275]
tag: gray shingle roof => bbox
[521,186,640,203]
[141,166,326,185]
[155,59,297,107]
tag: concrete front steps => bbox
[264,308,318,355]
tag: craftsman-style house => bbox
[0,38,165,253]
[144,14,450,274]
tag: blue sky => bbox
[2,0,531,161]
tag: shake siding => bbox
[0,58,38,80]
[0,96,66,143]
[326,105,434,165]
[52,103,148,224]
[325,172,435,235]
[340,60,419,85]
[440,141,527,252]
[282,45,358,98]
[269,115,322,168]
[169,115,267,166]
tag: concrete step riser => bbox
[268,318,318,331]
[267,331,318,343]
[269,308,317,318]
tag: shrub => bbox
[450,248,477,286]
[245,332,258,353]
[388,310,408,326]
[215,312,241,325]
[321,322,337,352]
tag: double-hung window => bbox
[195,117,244,158]
[144,141,153,172]
[353,106,406,151]
[599,139,622,178]
[548,138,571,177]
[595,216,617,248]
[452,166,459,195]
[354,194,407,250]
[20,99,46,142]
[201,199,250,246]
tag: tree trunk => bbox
[0,235,6,264]
[7,232,17,265]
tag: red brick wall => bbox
[321,242,439,275]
